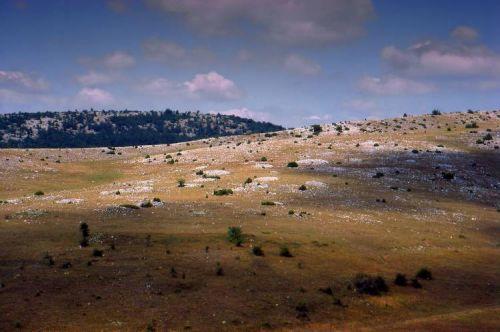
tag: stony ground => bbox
[0,110,499,331]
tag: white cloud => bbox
[359,76,434,95]
[381,28,500,77]
[143,38,186,60]
[76,71,113,86]
[75,87,114,105]
[343,98,376,111]
[142,38,215,66]
[451,26,478,42]
[140,78,178,96]
[140,71,242,101]
[0,70,48,91]
[211,107,270,122]
[146,0,374,46]
[284,54,321,76]
[103,51,135,69]
[183,71,242,100]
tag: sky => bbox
[0,0,499,127]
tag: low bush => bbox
[252,246,264,256]
[442,172,454,180]
[261,201,275,206]
[353,273,388,295]
[227,226,243,246]
[287,161,299,168]
[279,246,293,257]
[415,267,433,280]
[214,188,233,196]
[394,273,408,286]
[215,262,224,276]
[34,191,44,196]
[298,184,307,191]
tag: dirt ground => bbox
[1,110,499,331]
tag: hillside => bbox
[0,109,284,148]
[0,110,499,331]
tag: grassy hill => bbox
[0,110,498,331]
[0,109,284,148]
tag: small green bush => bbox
[353,273,388,295]
[261,201,275,206]
[34,191,44,196]
[227,226,243,246]
[252,246,264,256]
[214,188,233,196]
[287,161,299,168]
[298,185,307,191]
[394,273,407,286]
[416,267,433,280]
[177,179,186,187]
[279,246,293,257]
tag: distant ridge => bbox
[0,109,284,148]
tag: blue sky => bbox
[0,0,499,127]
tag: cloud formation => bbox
[381,27,500,77]
[141,71,242,101]
[146,0,374,46]
[359,76,434,95]
[103,51,135,69]
[142,38,214,65]
[75,87,114,105]
[451,26,478,42]
[0,70,48,91]
[183,71,242,100]
[284,54,321,75]
[76,71,114,86]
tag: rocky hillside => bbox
[0,109,283,148]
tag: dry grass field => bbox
[1,110,499,331]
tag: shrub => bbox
[279,246,293,257]
[416,267,433,280]
[465,122,478,129]
[227,226,243,246]
[120,204,140,209]
[80,222,89,247]
[140,200,153,208]
[372,172,384,178]
[442,172,454,180]
[153,197,161,202]
[42,252,54,266]
[252,246,264,256]
[244,177,253,185]
[260,156,267,161]
[353,273,388,295]
[295,301,309,319]
[195,170,204,175]
[215,262,224,276]
[431,109,442,115]
[177,179,186,187]
[288,210,295,215]
[92,249,103,257]
[214,188,233,196]
[261,201,275,206]
[312,124,322,135]
[287,161,299,168]
[394,273,408,286]
[411,278,422,288]
[34,191,44,196]
[483,133,493,141]
[298,184,307,191]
